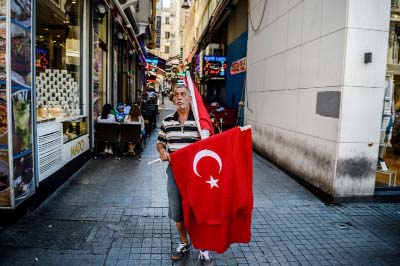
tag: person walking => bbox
[156,84,213,265]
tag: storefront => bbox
[34,0,89,186]
[377,3,400,191]
[0,0,147,210]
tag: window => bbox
[36,0,83,119]
[156,37,160,48]
[165,46,169,53]
[165,17,169,24]
[165,32,170,39]
[156,16,161,29]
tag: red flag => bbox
[185,74,214,136]
[170,127,253,253]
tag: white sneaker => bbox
[198,250,213,265]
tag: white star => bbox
[206,176,219,189]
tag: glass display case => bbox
[62,116,87,143]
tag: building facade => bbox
[247,0,394,199]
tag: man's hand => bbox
[157,143,170,161]
[160,150,170,161]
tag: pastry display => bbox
[36,69,80,119]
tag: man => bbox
[157,84,213,264]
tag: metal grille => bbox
[37,124,64,182]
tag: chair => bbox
[145,104,158,129]
[94,123,119,159]
[119,124,142,158]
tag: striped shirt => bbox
[157,110,200,152]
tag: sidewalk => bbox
[0,100,399,266]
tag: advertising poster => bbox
[0,0,5,17]
[11,0,31,28]
[0,146,9,207]
[230,57,247,75]
[13,152,33,203]
[93,34,101,121]
[0,0,9,207]
[10,0,33,206]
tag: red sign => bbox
[230,57,247,75]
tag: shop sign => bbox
[176,71,186,80]
[63,135,89,162]
[145,57,158,81]
[230,57,247,75]
[203,55,226,79]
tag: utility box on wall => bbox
[0,0,34,209]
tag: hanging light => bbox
[181,0,191,9]
[95,3,107,20]
[116,32,124,40]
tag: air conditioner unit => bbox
[205,43,224,56]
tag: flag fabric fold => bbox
[185,71,214,137]
[170,127,253,253]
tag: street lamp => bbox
[181,0,191,9]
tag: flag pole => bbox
[186,71,204,139]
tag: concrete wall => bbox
[246,0,390,197]
[335,0,390,196]
[225,0,248,109]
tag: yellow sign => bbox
[70,139,84,157]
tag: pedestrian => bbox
[156,84,213,265]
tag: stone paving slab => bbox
[0,101,399,265]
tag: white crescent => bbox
[193,149,222,177]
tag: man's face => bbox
[173,87,191,111]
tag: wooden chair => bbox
[94,123,119,159]
[119,124,142,158]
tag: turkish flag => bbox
[185,74,214,136]
[170,127,253,253]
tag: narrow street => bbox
[0,101,399,266]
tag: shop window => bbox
[377,5,400,189]
[35,0,83,121]
[93,5,108,121]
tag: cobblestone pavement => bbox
[0,100,399,266]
